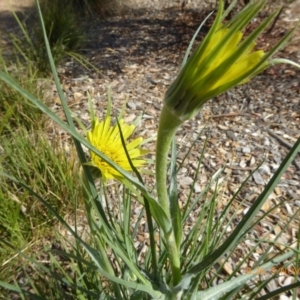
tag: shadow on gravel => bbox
[0,3,212,74]
[0,5,36,51]
[83,8,211,74]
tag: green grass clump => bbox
[34,0,85,67]
[0,128,82,298]
[7,0,86,74]
[0,62,44,133]
[71,0,124,16]
[0,46,83,297]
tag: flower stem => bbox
[156,106,182,216]
[156,105,182,285]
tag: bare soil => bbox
[0,0,34,33]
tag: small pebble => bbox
[226,131,237,140]
[242,146,251,153]
[180,176,194,186]
[193,182,201,193]
[253,171,265,185]
[258,164,271,175]
[127,101,136,110]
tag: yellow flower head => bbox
[164,0,297,123]
[87,116,146,181]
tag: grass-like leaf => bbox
[175,135,300,291]
[169,139,182,249]
[195,251,295,300]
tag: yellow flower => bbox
[87,116,146,181]
[164,0,297,123]
[194,28,265,90]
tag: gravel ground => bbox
[1,0,300,298]
[52,2,300,297]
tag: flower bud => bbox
[164,0,297,122]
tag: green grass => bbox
[33,0,86,72]
[2,0,121,76]
[0,0,104,294]
[70,0,124,16]
[0,126,83,296]
[0,14,84,296]
[4,0,86,75]
[0,65,44,133]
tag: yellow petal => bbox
[86,116,146,181]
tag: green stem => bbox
[156,105,183,285]
[156,106,182,216]
[97,234,123,298]
[82,174,122,298]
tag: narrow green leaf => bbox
[0,281,44,300]
[271,58,300,69]
[221,0,237,21]
[183,167,223,226]
[169,139,182,248]
[87,91,96,126]
[123,180,171,234]
[116,117,158,278]
[176,135,300,289]
[106,86,112,118]
[181,11,214,69]
[195,251,295,300]
[33,0,109,235]
[100,234,148,285]
[82,249,162,297]
[0,240,99,298]
[256,281,300,300]
[0,71,157,216]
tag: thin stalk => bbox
[116,120,158,280]
[82,174,122,298]
[96,234,123,299]
[156,105,182,216]
[156,105,182,285]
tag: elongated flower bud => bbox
[164,0,298,123]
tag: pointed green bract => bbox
[164,0,298,123]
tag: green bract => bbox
[164,0,298,123]
[1,0,300,299]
